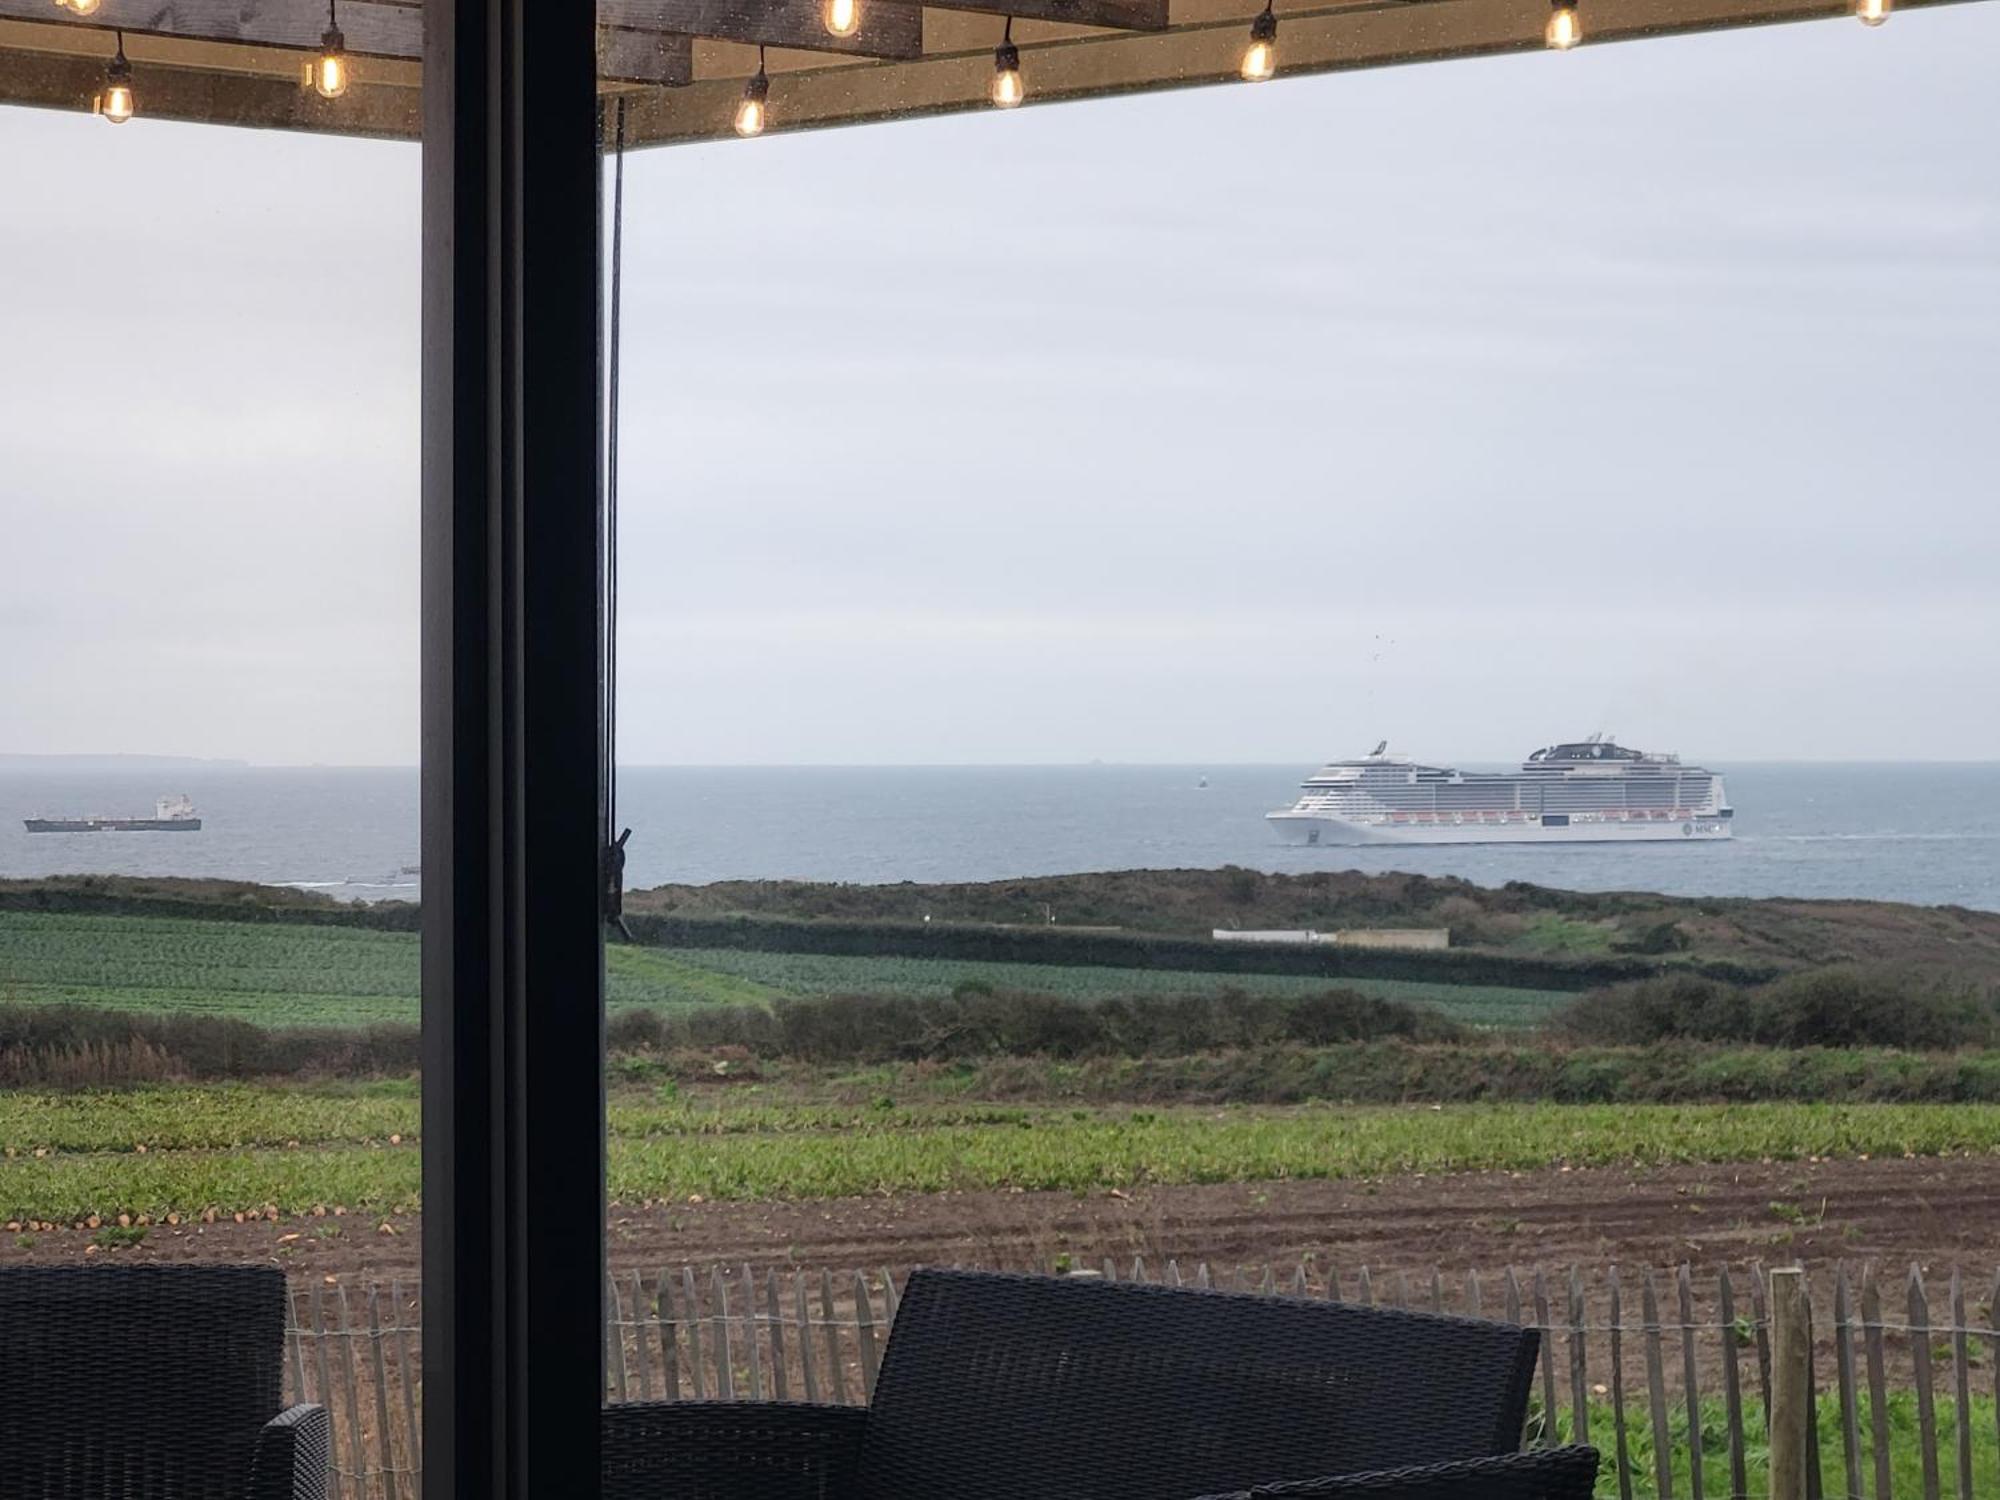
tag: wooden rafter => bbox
[0,0,1983,139]
[599,0,925,61]
[918,0,1169,33]
[0,0,699,84]
[0,0,426,59]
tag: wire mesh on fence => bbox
[284,1258,2000,1500]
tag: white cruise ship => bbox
[1268,736,1733,846]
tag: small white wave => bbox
[1751,832,1998,844]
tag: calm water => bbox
[0,763,1995,911]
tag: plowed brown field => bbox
[8,1152,1992,1287]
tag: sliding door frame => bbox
[419,0,607,1495]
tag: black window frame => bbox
[419,1,607,1495]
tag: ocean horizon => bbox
[2,760,1997,912]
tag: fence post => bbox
[1770,1267,1810,1500]
[1833,1264,1864,1500]
[1677,1265,1705,1500]
[767,1268,790,1402]
[1641,1270,1673,1500]
[309,1283,346,1500]
[795,1272,819,1405]
[1950,1268,1973,1500]
[742,1264,764,1401]
[1533,1268,1559,1445]
[1861,1267,1892,1500]
[1567,1266,1590,1450]
[1909,1263,1942,1500]
[1719,1267,1750,1500]
[629,1269,654,1402]
[367,1285,402,1500]
[1607,1267,1634,1500]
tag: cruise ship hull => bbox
[1267,811,1732,846]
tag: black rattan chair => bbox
[0,1264,330,1500]
[603,1267,1599,1500]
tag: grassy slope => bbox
[0,910,1570,1029]
[642,947,1571,1027]
[11,872,1999,974]
[626,868,2000,972]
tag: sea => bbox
[0,763,1996,912]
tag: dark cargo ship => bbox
[24,794,202,833]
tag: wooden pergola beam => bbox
[0,1,698,84]
[622,0,1978,143]
[0,0,1983,138]
[0,0,427,59]
[0,33,421,132]
[919,0,1169,33]
[599,0,925,62]
[600,27,696,86]
[0,0,940,81]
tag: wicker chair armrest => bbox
[603,1401,868,1500]
[248,1404,332,1500]
[1190,1445,1602,1500]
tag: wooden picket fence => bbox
[284,1258,2000,1500]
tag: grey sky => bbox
[3,8,1995,766]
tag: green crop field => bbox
[3,1093,1996,1224]
[0,911,420,1023]
[0,910,1571,1029]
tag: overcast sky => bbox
[2,8,1995,767]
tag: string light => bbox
[991,17,1023,108]
[1856,0,1889,24]
[822,0,861,38]
[735,48,769,137]
[310,0,350,99]
[1545,0,1581,49]
[1241,2,1277,82]
[57,0,104,17]
[96,31,135,123]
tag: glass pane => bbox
[2,21,420,1500]
[596,3,1995,1491]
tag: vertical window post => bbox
[420,0,606,1495]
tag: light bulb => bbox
[66,0,103,15]
[98,42,135,124]
[822,0,861,38]
[1241,8,1277,82]
[313,32,349,99]
[1545,0,1580,49]
[734,71,769,137]
[991,41,1023,108]
[1856,0,1889,24]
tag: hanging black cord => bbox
[602,96,634,940]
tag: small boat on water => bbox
[23,794,203,834]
